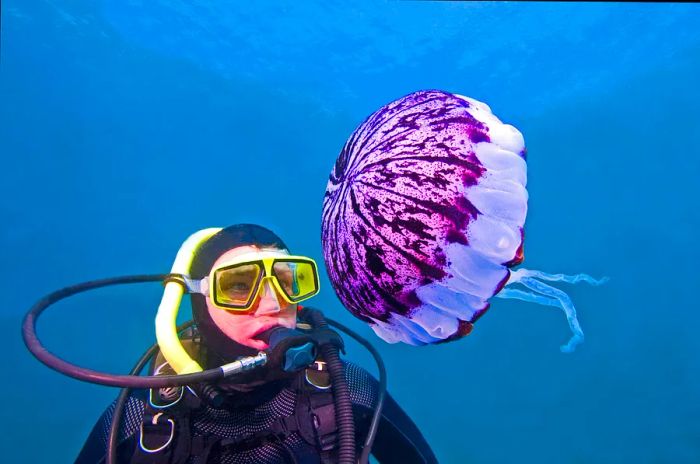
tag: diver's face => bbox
[205,245,298,350]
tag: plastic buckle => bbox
[148,362,185,409]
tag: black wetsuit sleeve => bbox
[74,419,106,464]
[74,421,135,464]
[74,394,144,464]
[345,362,438,463]
[353,391,438,464]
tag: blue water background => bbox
[2,2,699,462]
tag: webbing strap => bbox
[131,390,195,464]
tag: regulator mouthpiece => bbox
[257,327,317,372]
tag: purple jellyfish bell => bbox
[321,90,606,352]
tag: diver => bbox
[65,224,437,463]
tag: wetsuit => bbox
[75,361,437,463]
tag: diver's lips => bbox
[251,321,281,340]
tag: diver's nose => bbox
[254,280,282,316]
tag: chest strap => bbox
[130,383,200,464]
[188,388,337,464]
[131,374,340,463]
[131,408,192,464]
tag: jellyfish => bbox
[321,90,606,352]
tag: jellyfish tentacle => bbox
[503,272,585,353]
[500,268,609,352]
[495,286,583,352]
[509,268,609,286]
[495,288,560,308]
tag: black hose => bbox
[106,320,195,464]
[326,317,386,464]
[304,309,356,464]
[22,275,227,388]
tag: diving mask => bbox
[188,251,320,312]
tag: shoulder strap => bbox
[286,367,340,463]
[130,338,202,464]
[130,393,195,464]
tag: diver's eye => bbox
[278,275,293,293]
[227,282,250,292]
[220,281,252,296]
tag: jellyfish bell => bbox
[321,90,606,352]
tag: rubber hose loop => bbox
[305,309,356,464]
[22,275,225,388]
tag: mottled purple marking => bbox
[469,130,490,143]
[446,228,468,245]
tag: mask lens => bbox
[272,260,318,301]
[214,263,261,307]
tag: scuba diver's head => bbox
[189,224,319,368]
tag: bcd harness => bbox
[129,361,340,464]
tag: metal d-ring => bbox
[139,412,175,453]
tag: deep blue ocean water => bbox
[2,2,700,463]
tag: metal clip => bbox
[139,412,175,453]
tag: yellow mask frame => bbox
[192,251,320,312]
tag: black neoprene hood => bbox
[189,224,289,279]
